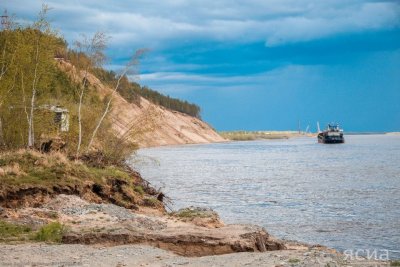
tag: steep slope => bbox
[57,59,225,148]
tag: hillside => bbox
[57,59,225,148]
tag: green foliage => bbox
[34,222,65,243]
[0,28,110,154]
[92,67,201,118]
[139,85,201,119]
[0,220,32,242]
[0,7,202,156]
[391,261,400,267]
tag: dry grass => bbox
[0,149,162,211]
[0,149,129,188]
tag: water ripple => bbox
[132,135,400,256]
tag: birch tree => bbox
[74,32,107,158]
[27,5,52,148]
[87,49,147,151]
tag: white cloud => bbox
[139,64,322,89]
[4,0,400,49]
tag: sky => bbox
[3,0,400,132]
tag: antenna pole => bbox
[1,9,10,30]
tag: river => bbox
[132,134,400,258]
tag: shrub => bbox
[34,222,65,243]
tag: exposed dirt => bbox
[0,171,163,211]
[0,195,390,266]
[0,195,285,257]
[57,59,226,148]
[0,150,165,213]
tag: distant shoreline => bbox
[219,130,398,141]
[219,131,314,141]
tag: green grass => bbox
[288,258,301,264]
[0,220,32,242]
[33,222,65,243]
[0,220,67,243]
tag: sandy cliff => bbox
[58,59,225,148]
[110,96,225,148]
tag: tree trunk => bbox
[21,71,30,138]
[28,39,40,148]
[76,69,88,158]
[87,71,126,151]
[86,48,147,151]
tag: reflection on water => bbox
[132,135,400,257]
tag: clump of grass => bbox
[34,222,65,243]
[172,207,217,219]
[134,185,144,195]
[0,220,32,241]
[391,261,400,266]
[288,258,302,267]
[175,209,201,218]
[0,150,133,188]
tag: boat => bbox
[317,123,344,144]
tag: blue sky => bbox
[3,0,400,132]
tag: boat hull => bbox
[318,133,344,144]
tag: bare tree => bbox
[87,49,147,151]
[0,9,16,81]
[74,32,107,158]
[0,43,16,81]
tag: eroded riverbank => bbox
[0,194,389,267]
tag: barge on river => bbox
[317,123,344,144]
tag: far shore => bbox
[219,130,398,142]
[219,130,315,141]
